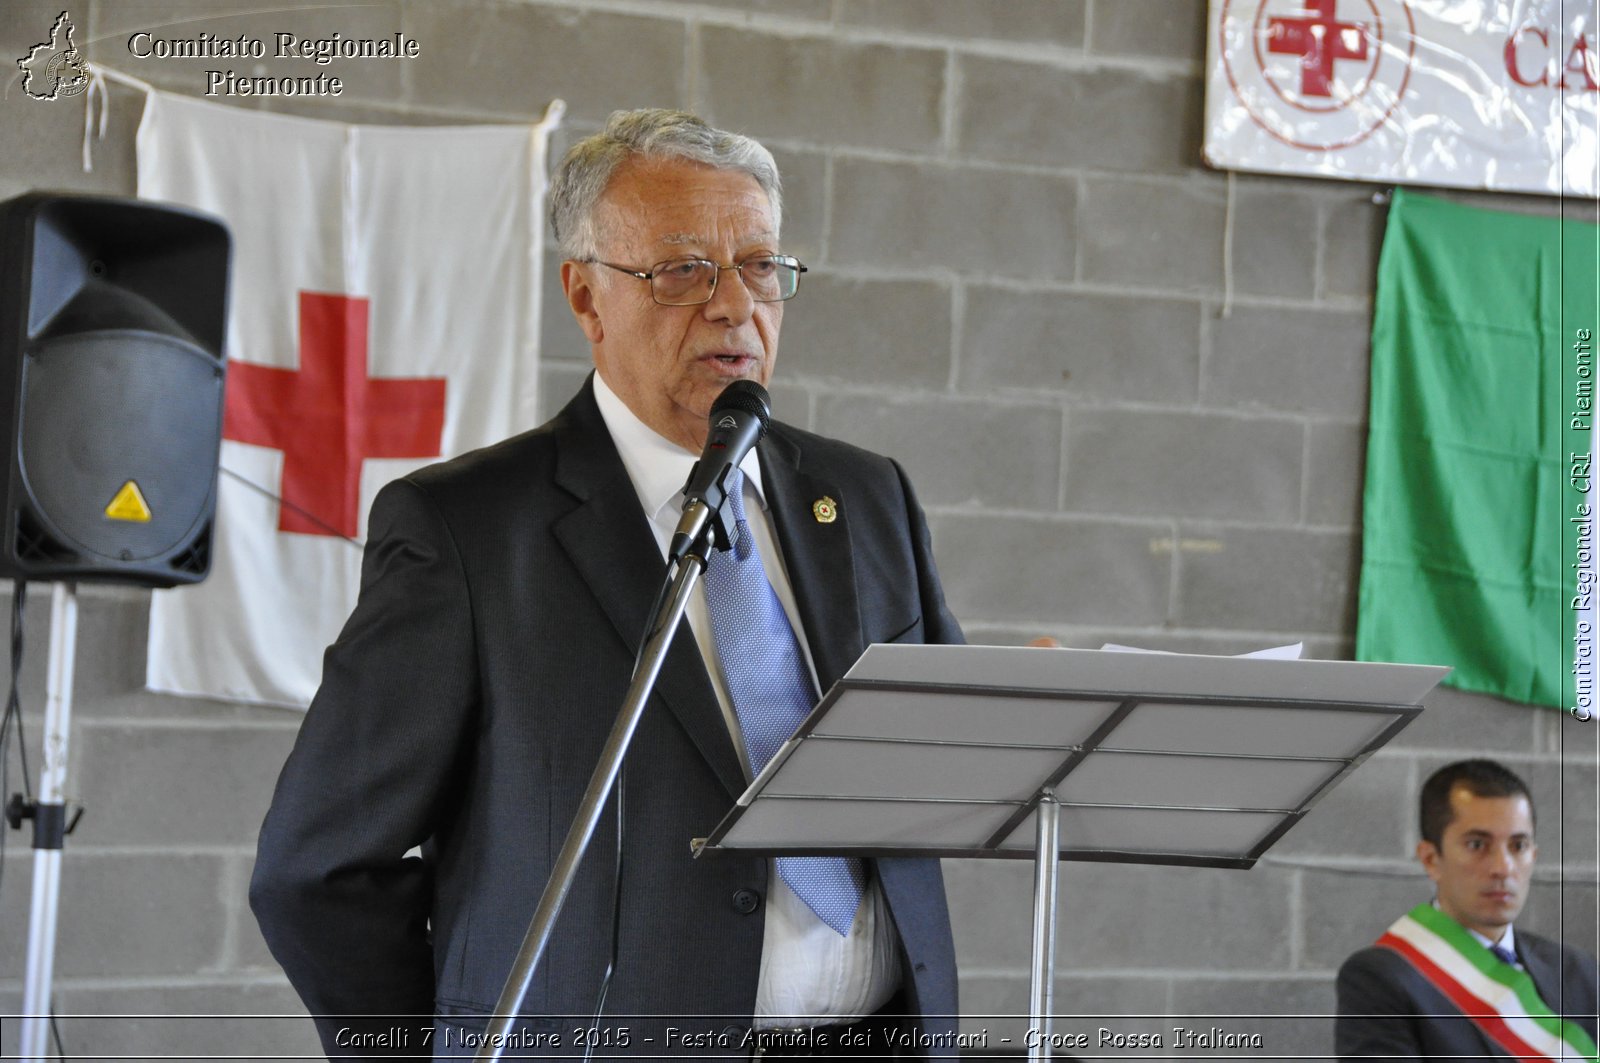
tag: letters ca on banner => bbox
[1204,0,1599,197]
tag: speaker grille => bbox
[168,525,212,576]
[18,329,222,564]
[13,507,74,565]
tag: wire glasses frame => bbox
[590,254,807,306]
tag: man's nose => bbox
[702,264,756,324]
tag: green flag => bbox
[1357,190,1599,712]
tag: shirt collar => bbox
[591,371,767,524]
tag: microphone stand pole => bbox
[476,514,717,1060]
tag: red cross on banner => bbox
[1268,0,1369,98]
[223,290,448,538]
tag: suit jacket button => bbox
[731,888,761,914]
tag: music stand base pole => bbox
[1028,789,1060,1062]
[476,557,704,1061]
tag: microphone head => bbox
[711,379,771,437]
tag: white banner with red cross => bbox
[1204,0,1598,197]
[137,90,562,708]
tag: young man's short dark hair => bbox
[1418,759,1534,847]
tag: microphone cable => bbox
[590,381,770,1046]
[1,580,33,899]
[584,557,681,1059]
[585,486,735,1057]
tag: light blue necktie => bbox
[700,469,866,935]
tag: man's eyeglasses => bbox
[589,254,807,306]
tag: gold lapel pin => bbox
[812,496,838,524]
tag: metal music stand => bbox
[694,644,1448,1061]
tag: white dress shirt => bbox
[592,374,901,1026]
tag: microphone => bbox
[669,380,771,562]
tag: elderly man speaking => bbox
[251,109,964,1060]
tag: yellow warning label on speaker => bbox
[105,481,152,523]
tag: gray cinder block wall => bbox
[0,1,1594,1058]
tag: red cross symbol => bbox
[223,291,447,538]
[1267,0,1370,98]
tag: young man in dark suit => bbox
[1335,759,1598,1060]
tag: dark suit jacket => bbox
[1336,926,1599,1060]
[250,379,964,1059]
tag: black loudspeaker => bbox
[0,193,230,586]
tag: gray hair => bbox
[548,108,783,261]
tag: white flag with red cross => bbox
[137,90,562,708]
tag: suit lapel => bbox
[759,426,864,694]
[549,380,747,798]
[1517,936,1563,1017]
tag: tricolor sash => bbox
[1375,904,1598,1062]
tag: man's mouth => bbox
[703,352,756,371]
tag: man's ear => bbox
[1416,838,1442,882]
[562,260,604,344]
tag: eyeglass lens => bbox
[652,256,799,304]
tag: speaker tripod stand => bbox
[5,582,84,1061]
[0,191,231,1061]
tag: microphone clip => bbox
[668,466,742,565]
[668,379,770,565]
[707,489,740,555]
